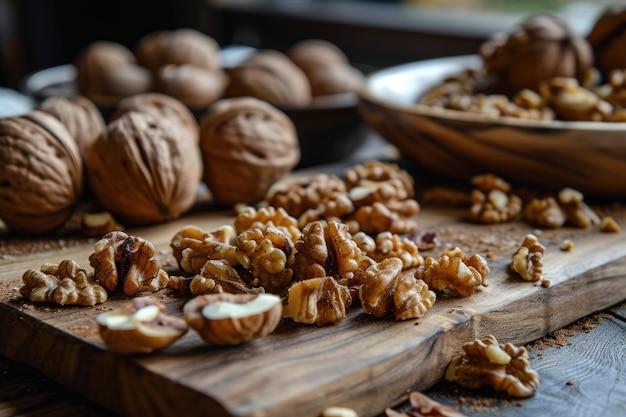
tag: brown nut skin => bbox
[587,5,626,78]
[38,94,106,158]
[0,110,83,235]
[109,92,200,143]
[183,293,283,345]
[199,97,300,206]
[96,297,188,354]
[479,13,593,95]
[287,39,350,77]
[86,111,202,225]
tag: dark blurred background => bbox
[0,0,612,92]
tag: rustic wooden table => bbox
[1,133,625,417]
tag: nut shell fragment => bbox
[96,297,188,354]
[183,292,282,345]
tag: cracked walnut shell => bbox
[89,231,169,296]
[86,111,202,225]
[0,110,83,234]
[20,259,107,306]
[183,292,282,345]
[199,97,300,205]
[445,335,539,398]
[96,297,188,354]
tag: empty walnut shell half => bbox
[86,111,202,225]
[96,297,188,354]
[183,292,282,345]
[199,97,300,206]
[0,110,83,234]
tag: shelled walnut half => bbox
[89,231,169,296]
[282,276,352,325]
[20,259,107,306]
[510,234,545,282]
[183,292,282,345]
[445,335,539,398]
[96,297,188,354]
[170,224,238,275]
[417,248,490,297]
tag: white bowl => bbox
[358,55,626,199]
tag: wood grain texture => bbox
[1,207,625,417]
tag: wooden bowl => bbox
[358,55,626,199]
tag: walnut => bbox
[0,111,83,234]
[350,201,419,235]
[305,64,365,97]
[292,220,367,282]
[587,5,626,78]
[479,12,593,95]
[170,225,238,275]
[344,160,415,196]
[199,97,300,206]
[539,77,612,121]
[86,111,202,225]
[224,49,312,107]
[188,259,264,296]
[470,173,511,193]
[236,227,295,294]
[282,276,352,325]
[234,205,302,243]
[417,248,489,297]
[510,234,545,282]
[96,296,188,354]
[134,28,221,73]
[75,40,153,100]
[156,64,228,109]
[183,292,282,345]
[359,257,435,320]
[385,391,468,417]
[109,92,200,143]
[355,231,423,270]
[557,187,600,228]
[288,39,350,77]
[523,196,566,229]
[89,231,169,296]
[468,188,522,224]
[600,216,621,233]
[264,173,353,228]
[20,259,107,306]
[38,94,106,158]
[445,335,539,398]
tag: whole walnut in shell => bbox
[0,111,83,234]
[109,92,199,143]
[224,50,312,107]
[199,97,300,205]
[134,28,221,73]
[75,41,153,102]
[288,39,350,76]
[479,13,593,95]
[86,111,202,225]
[38,94,106,158]
[587,5,626,78]
[156,64,228,109]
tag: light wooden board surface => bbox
[1,206,626,417]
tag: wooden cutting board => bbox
[1,204,625,417]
